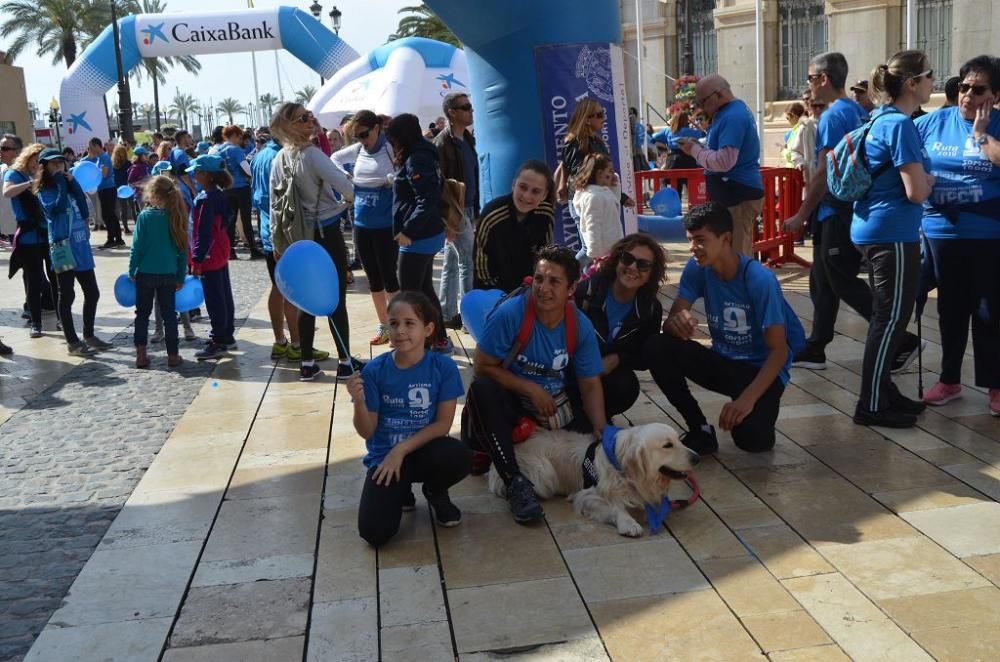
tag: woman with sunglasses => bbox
[574,233,665,419]
[914,55,1000,416]
[849,50,935,428]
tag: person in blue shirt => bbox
[84,137,123,248]
[464,245,607,523]
[347,291,471,546]
[655,111,705,197]
[645,202,791,455]
[850,50,935,428]
[677,74,763,256]
[36,148,113,356]
[915,55,1000,415]
[220,125,263,260]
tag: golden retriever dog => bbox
[488,423,698,537]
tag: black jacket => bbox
[392,140,444,241]
[575,273,663,371]
[434,126,479,216]
[473,194,553,292]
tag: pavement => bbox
[2,234,999,662]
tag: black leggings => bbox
[56,269,100,345]
[398,250,445,343]
[299,225,350,361]
[603,363,641,419]
[357,436,471,547]
[224,186,256,250]
[354,226,399,293]
[97,188,122,241]
[19,243,57,329]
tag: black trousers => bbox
[603,363,640,419]
[20,243,57,329]
[299,225,350,361]
[354,226,399,293]
[56,269,100,345]
[927,238,1000,389]
[134,273,179,355]
[644,334,785,452]
[461,376,592,483]
[357,436,471,547]
[859,242,920,412]
[201,264,235,344]
[224,186,256,251]
[398,250,445,343]
[97,187,122,242]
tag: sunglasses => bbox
[454,103,473,112]
[806,73,824,83]
[588,111,606,119]
[355,127,374,140]
[294,112,314,124]
[911,69,934,81]
[694,88,723,108]
[620,251,653,272]
[959,83,989,96]
[0,146,17,152]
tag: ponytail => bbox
[870,50,927,104]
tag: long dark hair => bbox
[385,113,424,168]
[598,233,668,298]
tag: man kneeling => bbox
[463,245,607,523]
[645,202,791,455]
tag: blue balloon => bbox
[72,160,102,193]
[650,187,681,217]
[175,275,205,313]
[459,289,504,342]
[638,214,687,242]
[116,185,135,199]
[274,240,340,317]
[114,273,136,307]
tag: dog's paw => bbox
[616,517,644,538]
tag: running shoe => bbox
[792,344,826,370]
[286,346,330,362]
[150,329,164,344]
[84,336,114,351]
[852,403,916,428]
[29,327,43,339]
[680,425,719,456]
[299,363,322,381]
[195,343,227,361]
[0,339,11,356]
[922,381,962,406]
[67,341,97,357]
[507,474,544,523]
[423,485,462,527]
[271,340,289,360]
[336,357,366,380]
[890,334,925,374]
[369,324,389,345]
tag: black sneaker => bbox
[887,389,927,416]
[853,404,917,428]
[507,474,544,523]
[890,334,924,374]
[681,425,719,456]
[401,489,416,512]
[299,363,322,381]
[195,343,228,361]
[336,357,366,381]
[0,339,12,356]
[792,344,827,370]
[423,485,461,527]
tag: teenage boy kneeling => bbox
[645,202,792,455]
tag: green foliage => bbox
[388,4,459,47]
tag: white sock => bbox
[302,360,315,368]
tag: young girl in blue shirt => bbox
[347,291,471,547]
[850,50,935,428]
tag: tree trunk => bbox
[63,36,76,68]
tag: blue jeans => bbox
[134,272,179,355]
[201,265,235,345]
[439,207,475,320]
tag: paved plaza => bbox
[1,240,998,662]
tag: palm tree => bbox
[169,92,199,129]
[216,98,244,126]
[259,93,279,120]
[0,0,101,67]
[389,4,459,47]
[294,86,318,105]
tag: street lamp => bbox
[309,2,325,86]
[329,6,342,34]
[48,98,63,151]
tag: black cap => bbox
[39,147,66,162]
[850,80,869,93]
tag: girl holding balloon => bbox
[129,175,189,368]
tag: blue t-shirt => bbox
[400,231,445,255]
[604,292,633,341]
[219,143,250,189]
[170,147,191,174]
[479,294,604,395]
[38,177,95,272]
[353,186,394,230]
[651,127,705,150]
[85,153,115,190]
[677,256,791,385]
[851,105,931,244]
[251,141,281,253]
[916,106,1000,240]
[361,350,465,468]
[815,97,868,220]
[706,100,762,190]
[4,169,39,244]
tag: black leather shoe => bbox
[853,404,917,428]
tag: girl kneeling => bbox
[347,291,471,547]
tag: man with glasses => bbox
[676,74,763,257]
[434,92,478,338]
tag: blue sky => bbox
[8,0,411,119]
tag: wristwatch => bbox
[976,134,989,146]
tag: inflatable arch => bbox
[59,6,358,152]
[308,37,470,134]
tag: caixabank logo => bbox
[142,20,277,45]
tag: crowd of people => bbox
[1,46,997,546]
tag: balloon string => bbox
[327,314,355,374]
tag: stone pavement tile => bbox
[201,493,318,565]
[965,553,1000,584]
[313,515,377,603]
[739,610,831,653]
[162,635,304,662]
[460,635,608,661]
[322,469,366,510]
[918,416,1000,466]
[732,525,834,580]
[306,597,377,662]
[900,502,1000,558]
[191,553,315,588]
[871,483,991,514]
[242,414,333,454]
[766,645,850,662]
[24,617,173,662]
[449,473,490,498]
[665,501,753,561]
[808,443,958,494]
[257,390,334,419]
[169,578,311,648]
[774,412,886,448]
[698,555,801,616]
[942,462,1000,501]
[48,541,201,627]
[877,586,1000,633]
[546,498,635,550]
[910,623,1000,662]
[448,577,596,654]
[134,442,243,493]
[783,573,933,662]
[816,536,991,600]
[98,488,222,550]
[226,462,326,500]
[589,590,761,662]
[563,538,709,603]
[911,445,980,467]
[382,620,453,661]
[168,411,251,445]
[776,403,839,420]
[379,564,447,628]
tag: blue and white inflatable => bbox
[59,7,358,152]
[309,37,469,131]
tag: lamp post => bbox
[110,1,135,142]
[48,98,63,151]
[329,6,342,34]
[309,2,325,86]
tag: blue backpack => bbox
[741,260,806,356]
[826,109,900,202]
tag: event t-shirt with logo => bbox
[604,292,633,342]
[219,143,250,189]
[84,152,115,191]
[706,99,763,191]
[677,255,791,385]
[915,106,1000,240]
[479,294,603,395]
[815,97,868,220]
[3,168,39,245]
[851,105,931,245]
[361,350,464,469]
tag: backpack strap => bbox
[564,301,577,356]
[501,286,577,368]
[858,108,902,181]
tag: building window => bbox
[0,121,15,136]
[917,0,952,90]
[676,0,716,77]
[778,0,828,100]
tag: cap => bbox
[150,160,172,175]
[39,147,66,163]
[850,79,869,93]
[133,146,150,155]
[186,154,226,174]
[196,141,210,154]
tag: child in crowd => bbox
[572,153,623,266]
[129,175,189,368]
[346,291,471,547]
[188,155,235,361]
